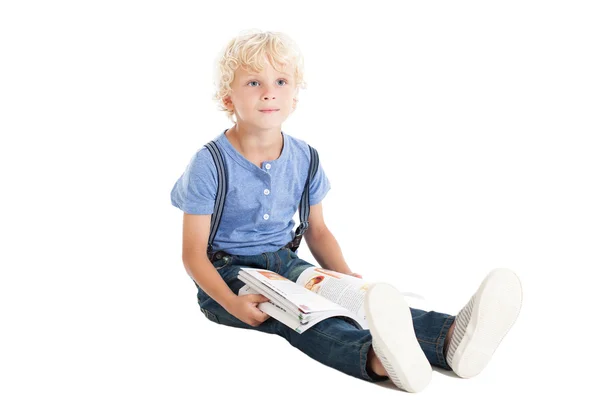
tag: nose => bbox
[262,84,276,100]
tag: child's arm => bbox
[182,214,270,326]
[303,203,356,275]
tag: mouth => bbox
[259,109,280,113]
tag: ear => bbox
[223,95,234,111]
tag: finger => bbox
[260,313,271,322]
[251,307,266,318]
[250,312,269,325]
[247,294,270,303]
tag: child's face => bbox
[225,58,298,130]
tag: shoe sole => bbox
[365,283,432,392]
[451,268,523,378]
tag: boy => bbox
[170,30,523,393]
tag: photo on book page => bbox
[300,268,369,295]
[296,267,370,327]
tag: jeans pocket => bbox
[286,248,296,261]
[201,307,220,324]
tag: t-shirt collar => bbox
[217,128,289,173]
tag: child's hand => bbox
[348,272,363,279]
[227,294,271,327]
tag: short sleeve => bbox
[308,149,331,206]
[170,148,218,214]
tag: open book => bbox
[237,267,429,334]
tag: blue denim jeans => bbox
[195,247,456,382]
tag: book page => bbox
[238,274,322,323]
[238,272,299,314]
[238,285,302,330]
[238,268,347,314]
[296,267,370,328]
[238,284,361,333]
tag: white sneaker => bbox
[446,268,523,378]
[365,283,432,393]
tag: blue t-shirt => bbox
[170,129,331,255]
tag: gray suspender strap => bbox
[204,141,228,254]
[205,141,319,255]
[289,145,319,252]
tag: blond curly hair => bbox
[213,29,307,123]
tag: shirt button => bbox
[263,189,270,195]
[263,214,270,220]
[265,163,271,170]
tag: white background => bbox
[1,1,598,398]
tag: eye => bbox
[246,79,288,87]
